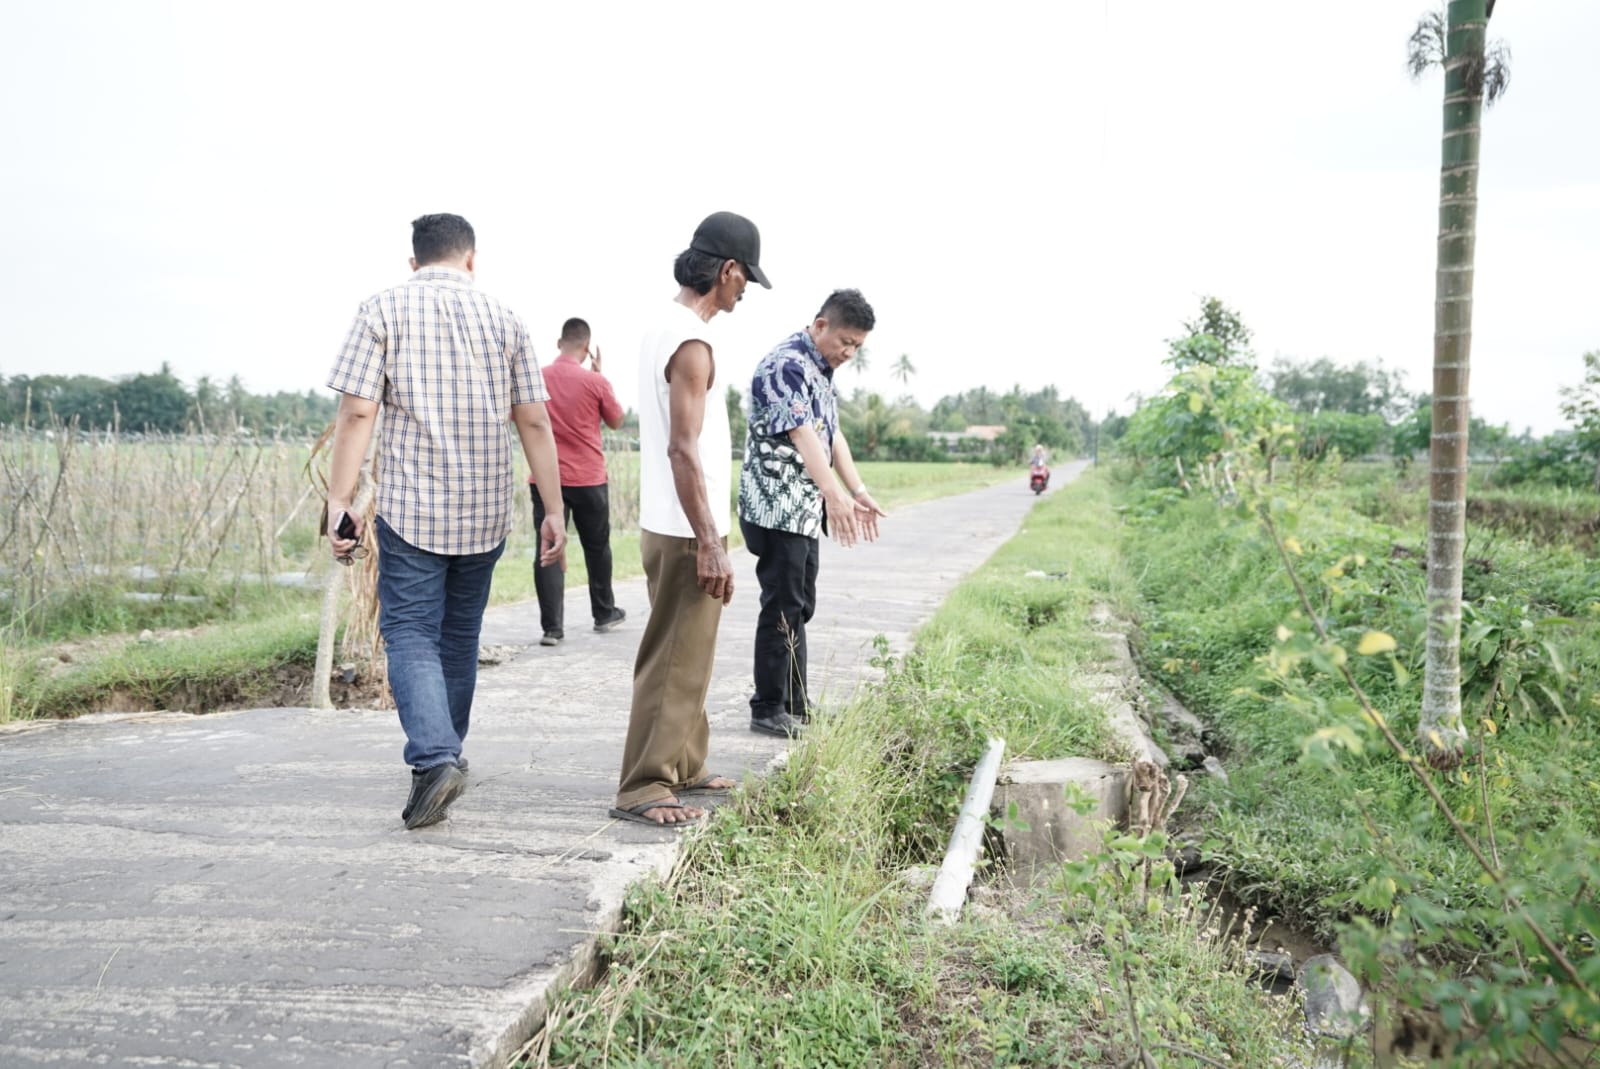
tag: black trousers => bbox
[532,483,616,635]
[741,518,820,721]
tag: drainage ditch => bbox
[977,604,1584,1068]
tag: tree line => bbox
[14,335,1596,488]
[1114,295,1600,492]
[0,364,338,435]
[724,375,1096,467]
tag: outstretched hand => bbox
[823,489,861,547]
[853,493,887,542]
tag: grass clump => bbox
[17,613,320,720]
[523,472,1305,1068]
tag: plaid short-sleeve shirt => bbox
[326,267,546,555]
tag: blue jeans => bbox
[376,517,504,771]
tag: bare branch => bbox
[1407,8,1446,79]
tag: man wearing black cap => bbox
[610,211,771,827]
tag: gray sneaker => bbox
[540,631,563,647]
[594,609,627,633]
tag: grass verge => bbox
[522,471,1304,1068]
[18,613,320,721]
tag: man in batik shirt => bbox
[738,289,886,738]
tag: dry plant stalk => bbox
[2,415,319,631]
[305,423,387,705]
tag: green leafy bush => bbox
[1117,469,1600,1062]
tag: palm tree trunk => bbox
[1421,0,1489,766]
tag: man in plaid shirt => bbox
[326,214,567,830]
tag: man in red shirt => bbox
[531,317,626,645]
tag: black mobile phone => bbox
[336,511,358,540]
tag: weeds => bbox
[1117,462,1600,1063]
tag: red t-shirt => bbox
[534,354,623,488]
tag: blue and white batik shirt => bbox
[738,330,838,539]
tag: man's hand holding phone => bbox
[329,507,367,565]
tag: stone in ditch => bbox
[1296,954,1371,1037]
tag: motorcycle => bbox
[1029,464,1050,495]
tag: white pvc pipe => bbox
[926,737,1006,925]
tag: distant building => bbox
[927,424,1006,455]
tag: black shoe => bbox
[594,608,627,633]
[750,711,805,738]
[402,764,467,829]
[540,631,563,647]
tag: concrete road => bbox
[0,464,1083,1068]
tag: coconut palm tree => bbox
[1408,0,1509,767]
[970,386,996,424]
[891,353,916,386]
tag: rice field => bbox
[0,422,1011,720]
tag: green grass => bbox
[1109,463,1600,1058]
[1337,459,1600,553]
[523,474,1304,1068]
[844,460,1018,510]
[1117,478,1600,929]
[14,581,319,644]
[487,460,1015,605]
[19,612,321,720]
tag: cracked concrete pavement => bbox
[0,464,1082,1067]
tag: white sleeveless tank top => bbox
[637,301,731,539]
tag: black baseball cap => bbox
[689,211,771,289]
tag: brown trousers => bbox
[615,530,725,809]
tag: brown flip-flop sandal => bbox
[677,775,737,799]
[607,799,704,827]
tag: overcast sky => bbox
[3,1,1595,434]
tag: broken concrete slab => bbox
[995,756,1129,876]
[1106,699,1168,768]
